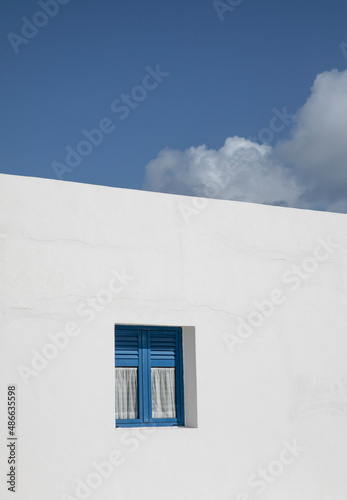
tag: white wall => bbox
[1,173,347,500]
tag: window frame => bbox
[115,325,185,428]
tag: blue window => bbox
[115,325,184,427]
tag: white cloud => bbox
[143,137,304,207]
[143,69,347,213]
[277,69,347,208]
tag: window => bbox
[115,325,184,427]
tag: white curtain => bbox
[115,367,138,419]
[151,367,176,418]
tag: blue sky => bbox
[1,0,347,211]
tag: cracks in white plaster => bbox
[26,236,120,251]
[0,224,121,251]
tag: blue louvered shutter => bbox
[148,330,184,425]
[115,329,142,424]
[149,332,177,367]
[115,331,140,367]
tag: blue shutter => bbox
[149,332,177,367]
[115,332,140,366]
[148,330,184,426]
[115,328,143,425]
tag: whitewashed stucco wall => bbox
[1,173,347,500]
